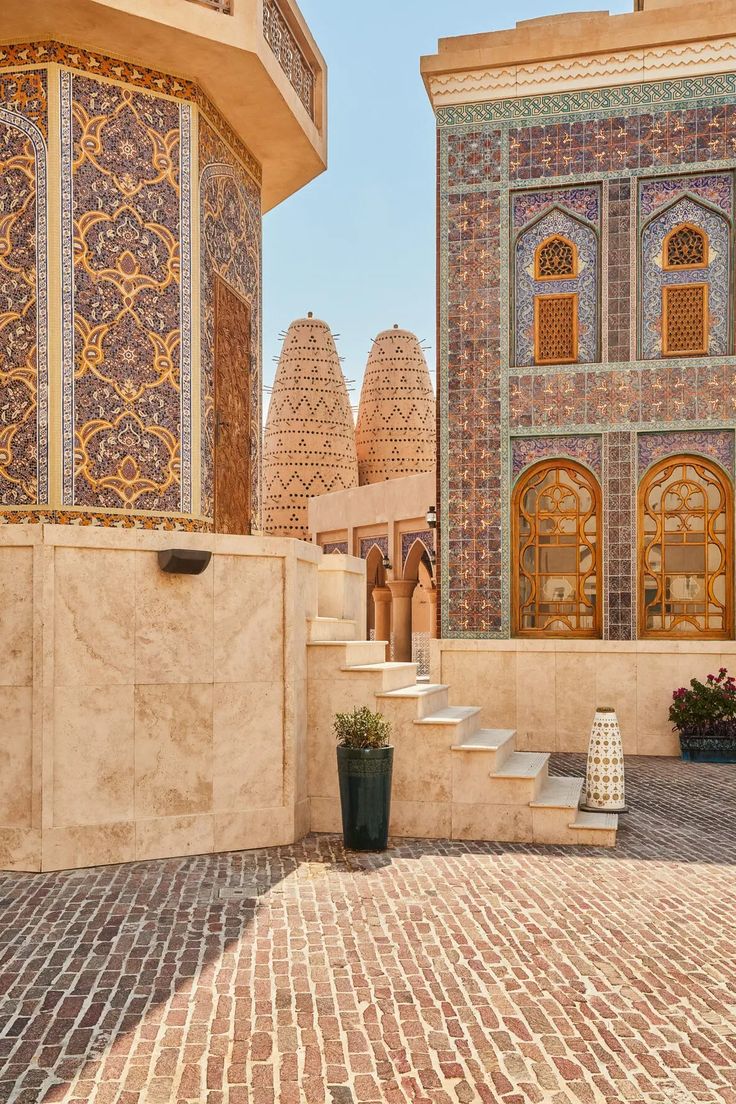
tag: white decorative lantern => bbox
[582,706,628,813]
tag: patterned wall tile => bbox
[607,179,631,363]
[638,429,735,474]
[0,70,47,507]
[512,435,602,480]
[604,431,635,641]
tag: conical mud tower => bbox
[355,326,436,485]
[263,316,358,539]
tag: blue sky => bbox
[263,0,631,405]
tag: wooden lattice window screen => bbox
[534,293,578,364]
[664,224,707,269]
[535,235,577,279]
[639,456,732,639]
[513,460,601,638]
[662,283,707,356]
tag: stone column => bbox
[372,586,392,645]
[427,586,438,638]
[388,580,417,662]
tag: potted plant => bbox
[669,667,736,763]
[334,706,393,851]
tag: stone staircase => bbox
[307,619,617,848]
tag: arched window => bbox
[513,460,601,637]
[639,455,732,639]
[535,235,578,280]
[663,223,708,270]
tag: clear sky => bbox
[262,0,631,409]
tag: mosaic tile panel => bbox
[637,429,735,475]
[607,179,631,363]
[0,71,47,507]
[447,130,501,187]
[640,195,730,359]
[604,431,635,641]
[401,529,434,572]
[640,172,732,217]
[511,185,599,227]
[321,540,348,555]
[359,535,388,560]
[61,73,188,513]
[200,117,262,526]
[512,435,602,480]
[514,207,599,366]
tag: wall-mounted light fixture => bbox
[426,505,437,529]
[429,548,437,566]
[158,548,212,575]
[381,553,392,571]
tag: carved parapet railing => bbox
[185,0,233,11]
[262,0,315,119]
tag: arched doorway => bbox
[365,544,387,640]
[402,538,436,676]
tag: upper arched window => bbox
[663,223,708,270]
[513,460,601,638]
[535,235,578,280]
[639,455,732,639]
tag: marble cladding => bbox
[0,527,322,871]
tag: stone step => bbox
[343,662,418,692]
[376,683,449,718]
[308,639,387,667]
[567,810,619,848]
[488,751,550,803]
[451,728,516,770]
[307,616,358,642]
[414,705,481,743]
[529,776,583,810]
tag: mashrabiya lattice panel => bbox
[61,72,189,514]
[199,117,262,525]
[641,196,729,359]
[0,69,48,508]
[515,208,597,366]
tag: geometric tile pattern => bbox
[604,431,636,640]
[1,756,735,1103]
[200,118,262,526]
[438,68,736,638]
[401,529,434,571]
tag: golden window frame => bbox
[534,234,578,280]
[662,222,709,271]
[638,454,733,640]
[662,282,708,357]
[534,292,579,365]
[512,459,602,639]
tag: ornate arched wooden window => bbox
[513,460,601,637]
[639,455,732,639]
[661,224,709,357]
[533,235,579,364]
[663,223,708,270]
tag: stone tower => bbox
[263,316,359,539]
[355,326,436,485]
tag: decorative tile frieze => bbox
[637,428,735,474]
[512,435,602,480]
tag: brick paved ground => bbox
[1,755,735,1104]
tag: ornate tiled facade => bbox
[438,70,736,638]
[0,47,262,529]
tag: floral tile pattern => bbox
[512,435,602,481]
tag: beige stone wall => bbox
[0,525,326,872]
[430,639,736,757]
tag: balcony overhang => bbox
[1,0,327,211]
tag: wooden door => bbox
[214,276,251,534]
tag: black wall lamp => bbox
[381,553,392,571]
[426,505,437,529]
[158,548,212,575]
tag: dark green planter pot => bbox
[336,745,393,851]
[679,726,736,763]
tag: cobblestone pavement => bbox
[1,756,735,1104]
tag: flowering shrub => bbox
[669,667,736,732]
